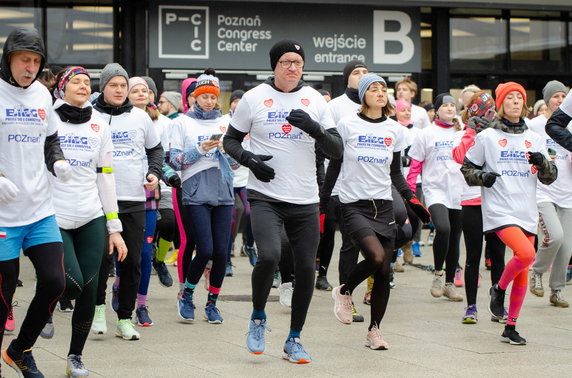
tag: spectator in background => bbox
[395,77,430,129]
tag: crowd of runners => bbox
[1,26,572,377]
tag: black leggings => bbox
[462,205,506,305]
[279,228,294,284]
[316,196,338,278]
[250,200,319,332]
[0,258,19,350]
[156,208,178,246]
[392,186,412,249]
[11,243,65,352]
[428,204,462,283]
[60,217,106,356]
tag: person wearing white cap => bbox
[330,73,429,350]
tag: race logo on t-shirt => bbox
[357,134,392,151]
[91,123,100,132]
[498,139,507,147]
[266,110,303,140]
[301,98,310,107]
[264,99,273,107]
[524,140,532,149]
[2,105,46,126]
[59,133,99,152]
[282,124,292,134]
[112,129,138,143]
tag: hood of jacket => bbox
[0,27,46,88]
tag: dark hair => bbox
[204,67,216,76]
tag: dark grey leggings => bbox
[428,204,462,283]
[250,200,319,332]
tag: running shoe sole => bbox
[177,301,194,322]
[204,315,223,324]
[500,336,526,345]
[462,317,478,324]
[282,353,310,364]
[114,331,139,340]
[365,341,388,350]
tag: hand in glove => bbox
[408,194,431,224]
[247,154,275,183]
[286,109,323,138]
[167,174,181,189]
[482,172,501,188]
[0,176,19,204]
[527,151,547,167]
[54,160,72,182]
[467,116,491,133]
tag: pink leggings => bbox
[496,227,535,325]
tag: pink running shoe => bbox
[332,286,353,324]
[366,324,389,350]
[454,268,464,287]
[5,305,15,333]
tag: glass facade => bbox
[0,7,42,60]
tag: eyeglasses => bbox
[278,60,304,68]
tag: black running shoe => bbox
[152,259,173,287]
[2,340,44,377]
[500,325,527,345]
[315,276,333,291]
[488,285,505,320]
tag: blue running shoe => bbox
[111,284,119,313]
[462,304,478,324]
[136,306,154,326]
[412,242,422,257]
[246,319,270,354]
[397,248,403,257]
[204,303,223,324]
[177,295,195,322]
[243,245,258,267]
[283,337,311,364]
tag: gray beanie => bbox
[533,99,546,116]
[358,73,387,103]
[142,76,158,97]
[543,80,567,104]
[99,63,128,91]
[161,91,182,109]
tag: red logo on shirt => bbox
[264,99,273,107]
[91,123,100,132]
[37,109,46,120]
[525,140,532,149]
[531,165,538,174]
[301,98,310,107]
[219,126,227,133]
[282,124,292,134]
[384,138,393,147]
[498,139,507,147]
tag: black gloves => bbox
[246,154,275,182]
[467,116,491,133]
[407,194,431,224]
[482,172,501,188]
[527,151,547,167]
[167,174,181,189]
[286,109,323,138]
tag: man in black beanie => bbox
[223,39,342,363]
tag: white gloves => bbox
[54,160,72,182]
[561,89,572,117]
[0,176,19,204]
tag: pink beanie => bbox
[181,78,197,113]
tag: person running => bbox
[0,27,70,378]
[407,93,464,301]
[452,91,506,324]
[330,73,430,350]
[126,76,165,326]
[91,63,162,340]
[527,80,572,307]
[49,66,128,376]
[223,40,343,363]
[170,69,237,324]
[319,60,369,321]
[462,82,557,345]
[395,77,431,129]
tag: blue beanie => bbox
[358,73,387,103]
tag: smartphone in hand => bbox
[210,133,223,141]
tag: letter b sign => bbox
[373,11,416,66]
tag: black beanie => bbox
[269,40,305,70]
[229,89,245,106]
[433,92,455,111]
[185,80,198,100]
[343,60,367,87]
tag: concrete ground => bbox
[4,230,572,377]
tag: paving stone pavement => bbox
[3,230,572,377]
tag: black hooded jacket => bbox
[0,27,65,176]
[0,27,46,88]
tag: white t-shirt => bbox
[407,123,463,209]
[94,106,160,202]
[231,83,334,204]
[411,104,431,130]
[453,129,481,202]
[170,114,229,182]
[337,114,407,203]
[325,92,361,196]
[50,100,113,228]
[465,127,548,234]
[154,114,173,198]
[0,79,56,226]
[527,115,572,208]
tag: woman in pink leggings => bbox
[461,82,557,345]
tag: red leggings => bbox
[496,227,535,325]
